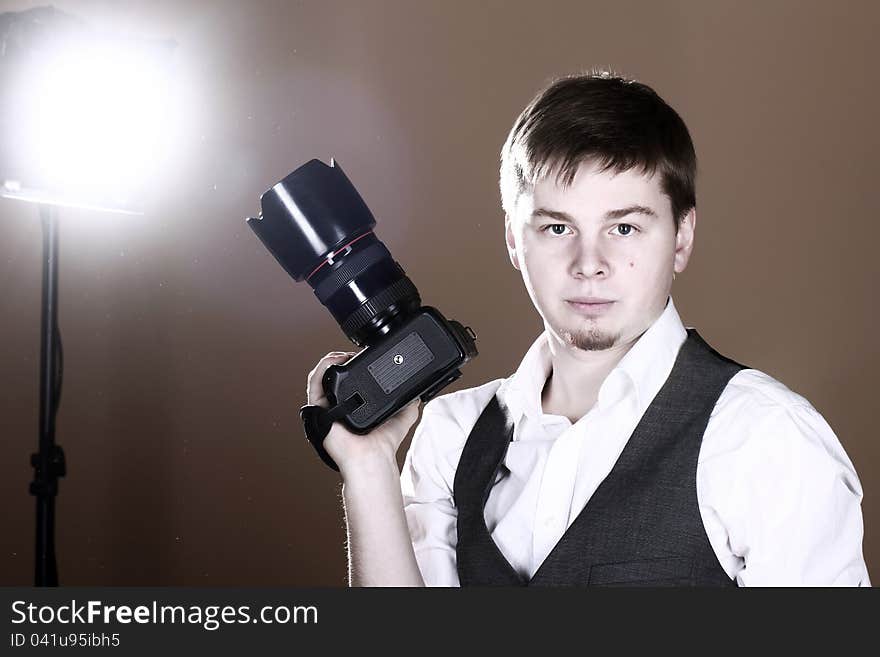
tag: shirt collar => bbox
[499,297,688,428]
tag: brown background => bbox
[1,0,877,585]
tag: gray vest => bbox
[453,329,742,586]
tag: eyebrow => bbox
[531,205,658,221]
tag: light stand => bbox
[1,6,175,586]
[30,204,65,586]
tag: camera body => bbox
[247,158,478,462]
[322,306,476,433]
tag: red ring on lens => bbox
[305,230,374,282]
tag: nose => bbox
[569,236,609,279]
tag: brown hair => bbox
[499,71,696,228]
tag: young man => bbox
[307,73,870,586]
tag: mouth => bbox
[565,298,615,316]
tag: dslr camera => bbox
[247,159,478,470]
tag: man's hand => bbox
[306,351,421,477]
[306,351,426,586]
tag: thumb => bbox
[384,399,421,434]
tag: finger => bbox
[306,352,353,406]
[383,398,422,434]
[306,353,349,404]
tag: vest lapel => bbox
[453,394,523,585]
[453,330,743,586]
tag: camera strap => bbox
[299,395,363,472]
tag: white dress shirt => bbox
[400,298,871,586]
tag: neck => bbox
[541,331,638,423]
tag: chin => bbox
[559,325,620,352]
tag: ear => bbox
[673,207,696,274]
[505,214,521,271]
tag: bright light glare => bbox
[12,36,174,212]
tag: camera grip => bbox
[300,393,365,472]
[300,405,340,471]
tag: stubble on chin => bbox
[561,326,620,352]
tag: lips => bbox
[565,297,615,316]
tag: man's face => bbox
[505,160,695,352]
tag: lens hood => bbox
[247,158,376,281]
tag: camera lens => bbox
[247,159,421,346]
[306,231,420,346]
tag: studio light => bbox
[0,6,177,585]
[1,6,175,213]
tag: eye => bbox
[612,223,638,236]
[542,224,572,236]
